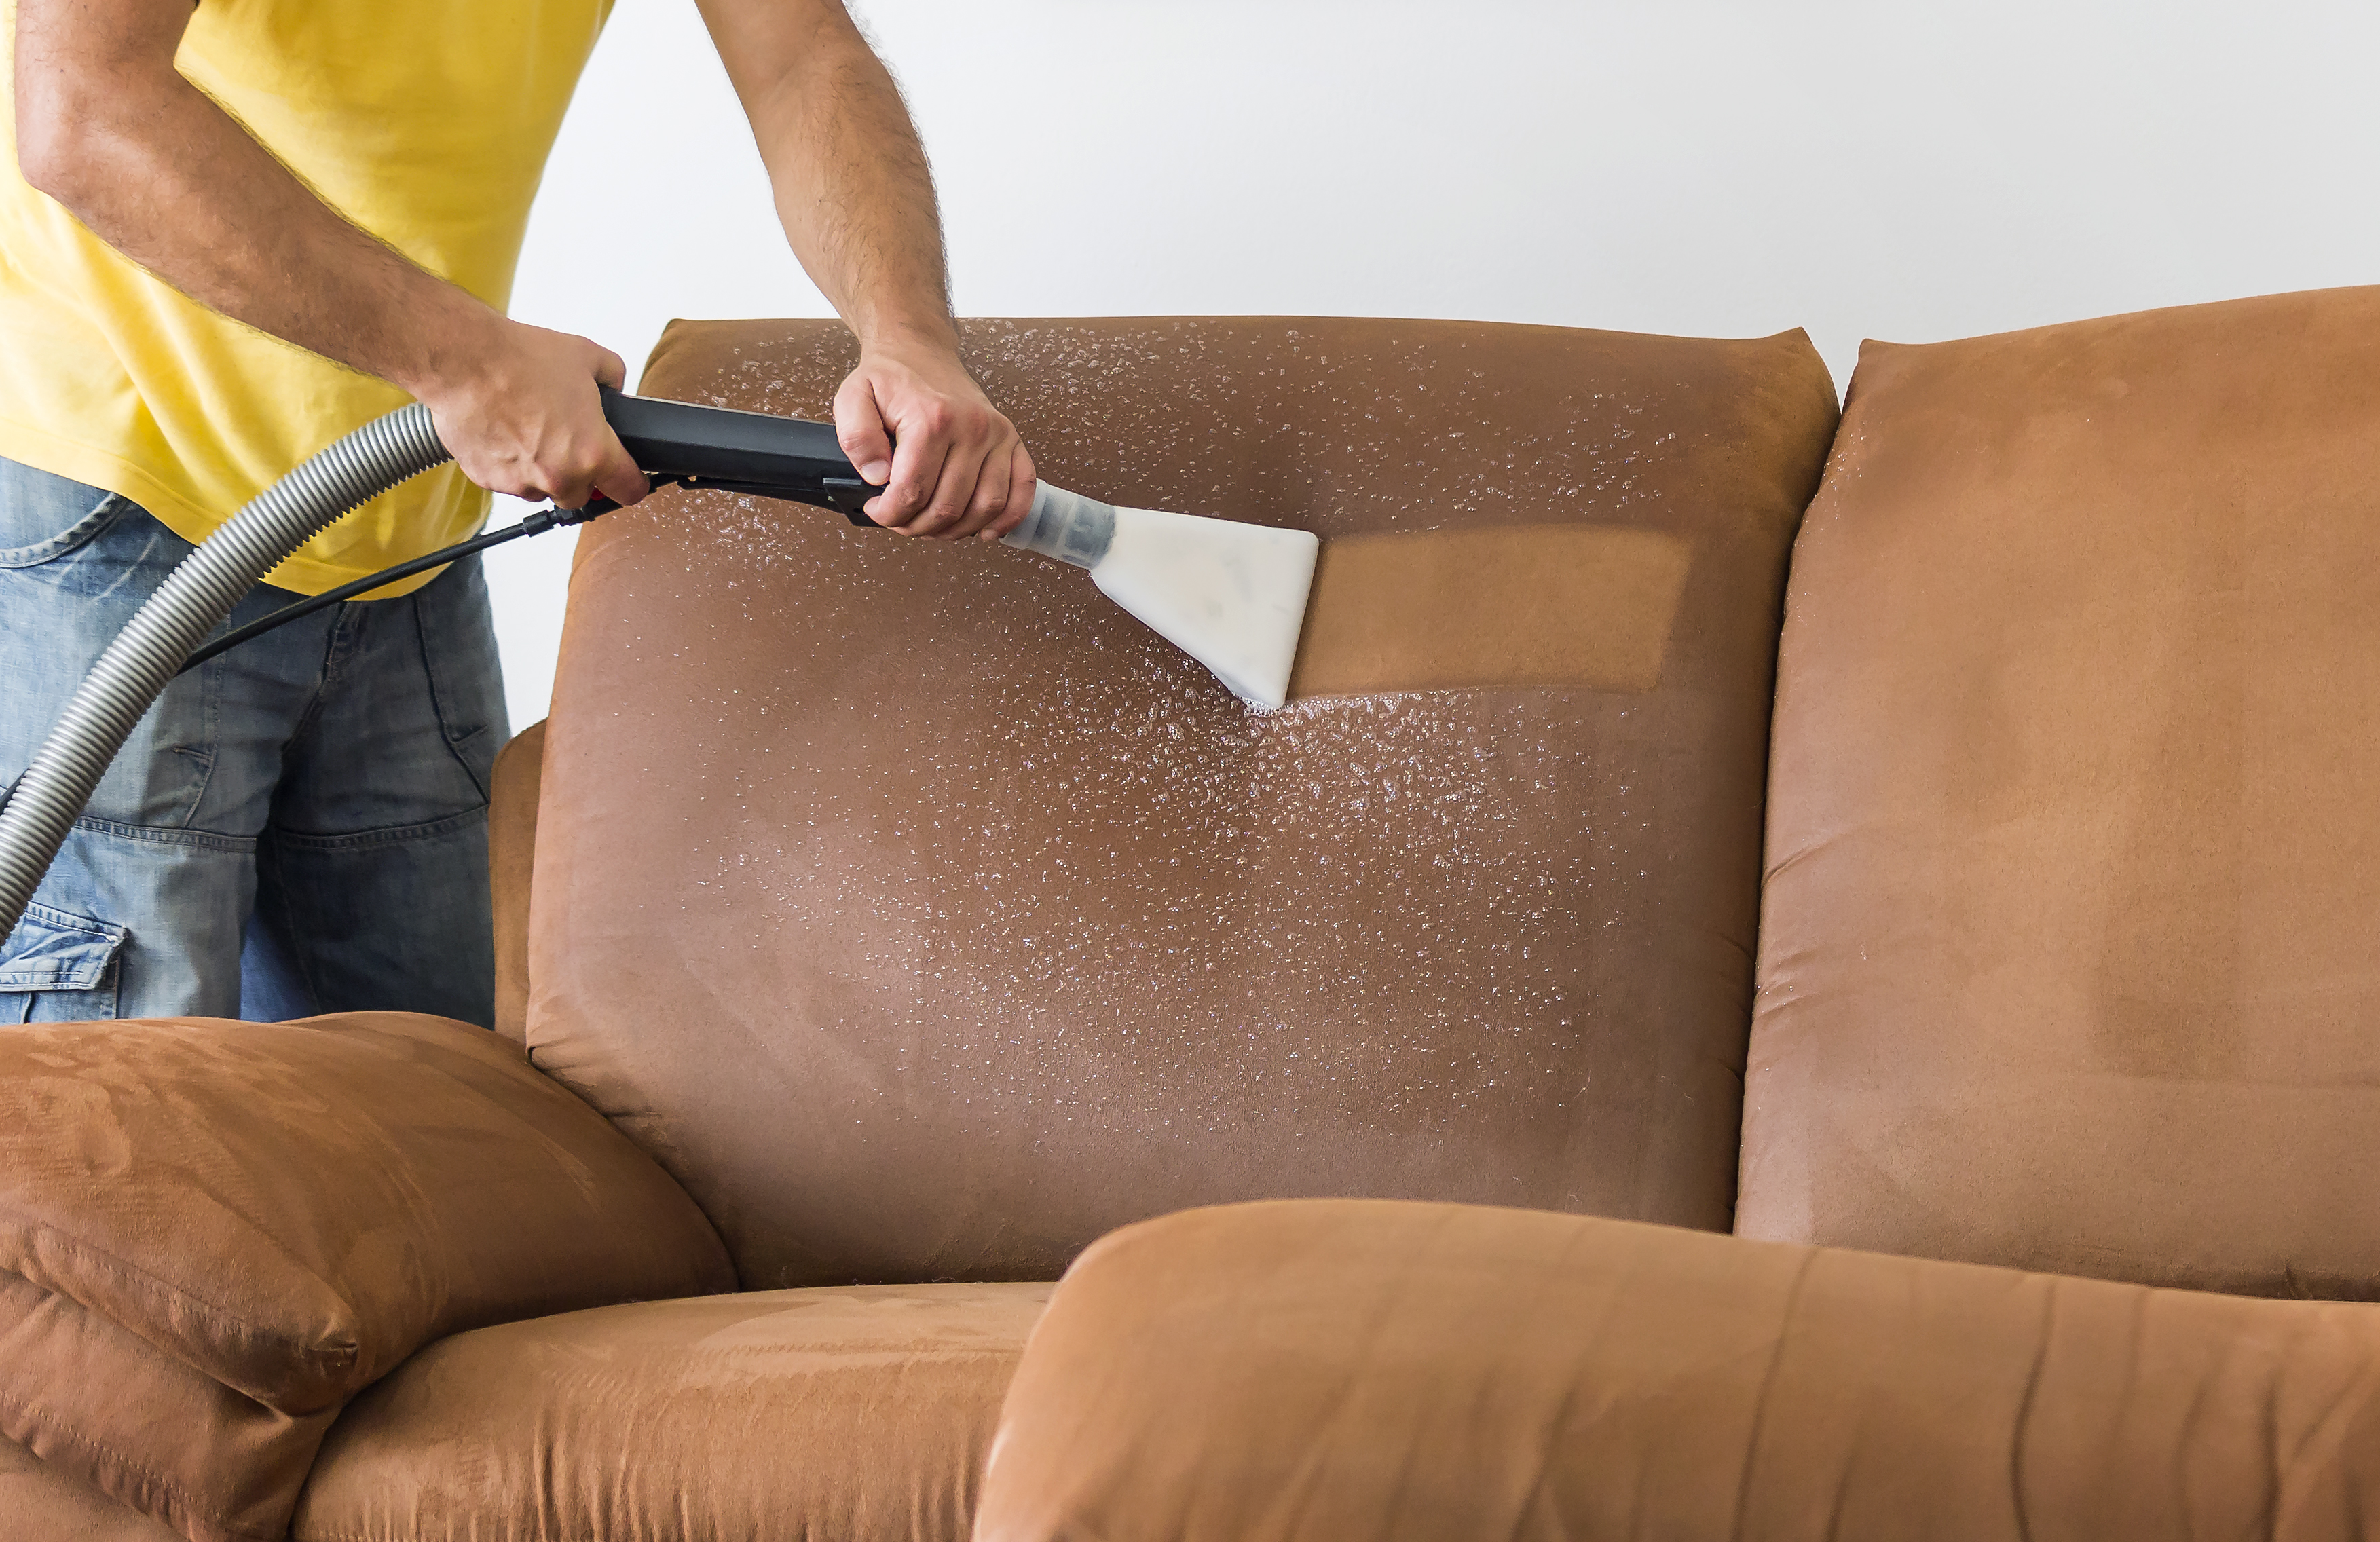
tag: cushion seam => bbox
[0,1224,358,1399]
[0,1380,284,1542]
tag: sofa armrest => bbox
[976,1200,2380,1541]
[0,1011,733,1542]
[489,719,547,1045]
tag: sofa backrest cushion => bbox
[533,316,1838,1286]
[1741,286,2380,1296]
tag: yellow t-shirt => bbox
[0,0,611,597]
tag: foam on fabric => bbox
[532,316,1839,1288]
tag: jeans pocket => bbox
[0,901,126,1021]
[0,462,136,569]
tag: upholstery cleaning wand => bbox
[591,391,1320,710]
[997,482,1317,709]
[0,390,1319,940]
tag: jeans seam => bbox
[253,846,327,1019]
[0,489,135,568]
[70,815,256,854]
[18,900,126,940]
[291,602,350,744]
[184,630,224,829]
[165,745,219,832]
[261,804,487,853]
[411,581,496,803]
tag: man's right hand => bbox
[409,319,649,512]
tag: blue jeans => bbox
[0,457,506,1025]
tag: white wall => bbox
[491,0,2380,728]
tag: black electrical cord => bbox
[174,478,682,677]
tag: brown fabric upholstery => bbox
[293,1283,1049,1542]
[532,316,1838,1287]
[1741,287,2380,1296]
[0,1271,329,1542]
[490,720,546,1045]
[975,1199,2380,1542]
[0,1012,733,1541]
[1289,526,1694,696]
[0,1435,183,1542]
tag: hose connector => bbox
[1001,483,1115,569]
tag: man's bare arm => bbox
[694,0,1034,540]
[14,0,644,510]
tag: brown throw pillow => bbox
[0,1011,735,1542]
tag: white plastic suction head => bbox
[1002,483,1318,709]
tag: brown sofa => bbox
[5,290,2377,1541]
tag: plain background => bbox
[487,0,2380,728]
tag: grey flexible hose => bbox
[0,403,450,941]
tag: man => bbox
[0,0,1030,1025]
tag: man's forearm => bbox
[694,0,1035,539]
[14,3,495,400]
[696,1,956,356]
[15,0,650,510]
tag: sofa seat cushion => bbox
[293,1282,1052,1542]
[976,1201,2380,1542]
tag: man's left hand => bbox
[832,337,1037,541]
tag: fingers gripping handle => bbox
[999,483,1116,569]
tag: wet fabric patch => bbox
[1288,525,1693,698]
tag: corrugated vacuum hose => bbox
[0,403,451,940]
